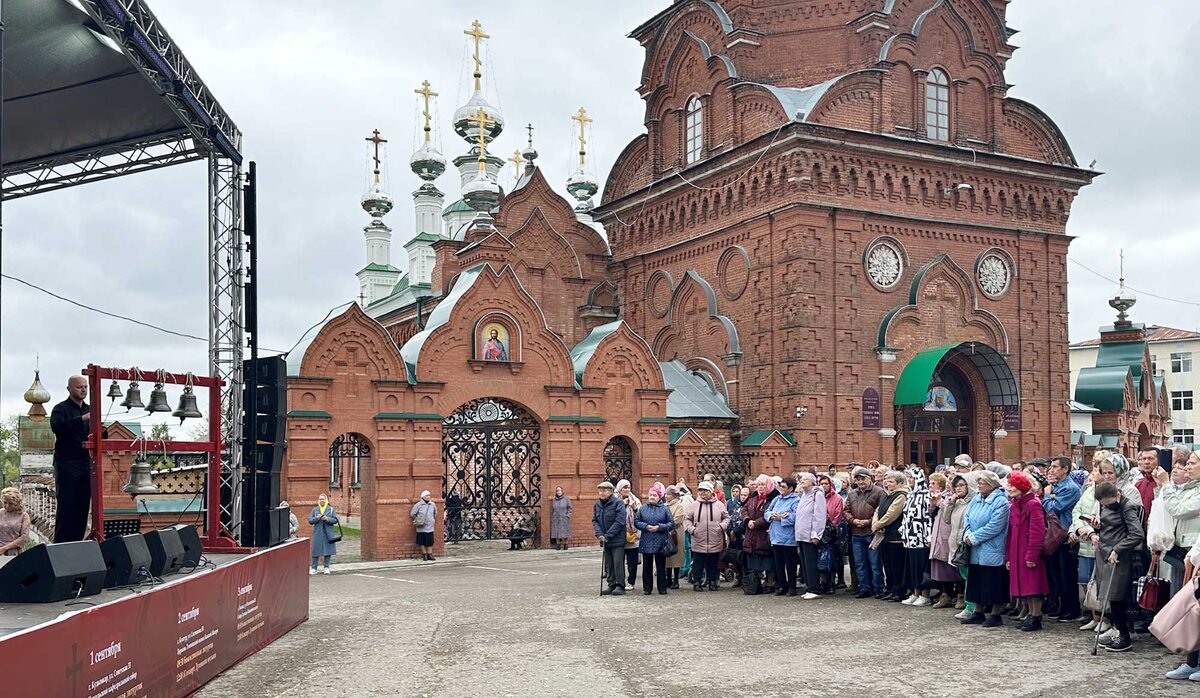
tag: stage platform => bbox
[0,552,244,638]
[0,539,308,697]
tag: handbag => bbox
[1042,511,1068,557]
[1149,577,1200,654]
[817,545,833,573]
[662,532,678,557]
[951,540,970,568]
[328,520,344,544]
[1084,565,1108,612]
[1137,556,1170,612]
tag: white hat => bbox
[954,455,972,468]
[697,481,714,492]
[420,490,431,498]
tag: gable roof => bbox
[398,264,486,382]
[1071,325,1200,347]
[741,430,796,448]
[659,360,736,419]
[570,320,623,387]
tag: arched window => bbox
[329,433,370,488]
[925,69,950,142]
[685,96,703,164]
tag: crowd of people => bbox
[591,446,1200,683]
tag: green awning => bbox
[893,341,1019,407]
[1074,365,1129,411]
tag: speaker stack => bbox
[242,355,287,548]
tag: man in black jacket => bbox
[50,376,94,542]
[592,481,628,595]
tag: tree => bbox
[186,418,210,442]
[148,423,172,442]
[0,415,19,489]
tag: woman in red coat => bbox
[1005,471,1048,631]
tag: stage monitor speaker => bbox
[0,542,105,603]
[99,534,152,588]
[169,524,202,568]
[143,528,184,577]
[268,505,291,547]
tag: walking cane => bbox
[600,541,607,597]
[1091,556,1119,656]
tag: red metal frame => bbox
[84,364,252,552]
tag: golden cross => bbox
[572,107,593,166]
[472,107,495,173]
[365,129,387,183]
[414,81,438,143]
[464,19,490,92]
[508,149,523,183]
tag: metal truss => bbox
[87,0,242,162]
[1,132,203,200]
[210,155,245,536]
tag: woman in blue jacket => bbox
[765,477,800,596]
[960,470,1011,627]
[635,486,675,595]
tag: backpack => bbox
[742,571,762,595]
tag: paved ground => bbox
[200,545,1195,697]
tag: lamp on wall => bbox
[794,406,808,419]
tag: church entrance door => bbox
[442,399,542,541]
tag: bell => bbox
[122,455,160,496]
[145,383,172,413]
[172,386,203,424]
[120,383,144,410]
[106,380,123,400]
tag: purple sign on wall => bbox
[862,388,881,429]
[1003,405,1021,431]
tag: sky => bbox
[2,0,1199,427]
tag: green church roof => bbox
[358,262,401,274]
[443,198,472,214]
[404,231,441,247]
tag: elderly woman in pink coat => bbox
[1005,471,1048,632]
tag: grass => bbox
[338,525,361,537]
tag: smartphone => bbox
[1159,447,1174,473]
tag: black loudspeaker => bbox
[252,355,286,385]
[99,534,152,588]
[268,505,291,547]
[143,528,184,577]
[254,414,285,445]
[252,443,283,473]
[0,542,106,603]
[169,524,202,568]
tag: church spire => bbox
[357,128,401,306]
[1108,248,1137,328]
[450,20,504,232]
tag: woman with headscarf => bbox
[616,479,641,588]
[676,482,694,580]
[741,475,776,594]
[872,470,910,601]
[634,485,674,595]
[1005,471,1049,631]
[899,467,934,606]
[943,473,977,615]
[411,490,436,562]
[1090,480,1145,652]
[960,470,1011,627]
[663,486,687,588]
[1072,451,1107,633]
[551,486,573,550]
[309,493,339,574]
[794,473,826,599]
[816,474,843,595]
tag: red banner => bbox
[0,539,309,697]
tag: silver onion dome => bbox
[453,90,505,143]
[462,170,502,213]
[566,168,599,206]
[521,143,538,167]
[410,142,446,181]
[361,183,394,218]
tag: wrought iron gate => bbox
[442,399,542,541]
[603,437,634,485]
[697,453,753,493]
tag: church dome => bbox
[410,142,446,181]
[453,90,504,143]
[361,183,393,217]
[462,170,501,212]
[566,168,599,204]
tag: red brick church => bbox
[283,1,1096,559]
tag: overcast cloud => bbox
[3,0,1198,425]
